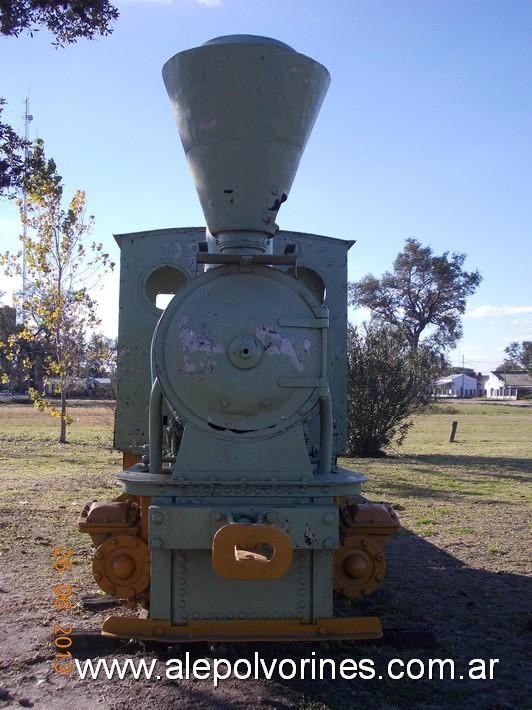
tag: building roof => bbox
[435,374,476,385]
[492,371,532,387]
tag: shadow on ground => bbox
[82,529,530,710]
[266,530,529,708]
[409,453,532,476]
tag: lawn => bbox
[0,400,530,709]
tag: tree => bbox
[495,341,532,373]
[83,333,116,377]
[0,317,52,391]
[1,139,114,442]
[346,324,442,457]
[0,1,119,197]
[0,1,119,45]
[0,303,17,386]
[349,239,482,352]
[0,99,29,196]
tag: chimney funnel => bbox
[162,35,330,245]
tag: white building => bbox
[433,374,478,398]
[481,371,532,400]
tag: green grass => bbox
[0,401,120,562]
[340,403,531,558]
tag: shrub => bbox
[346,324,437,457]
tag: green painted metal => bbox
[149,548,172,620]
[170,549,314,623]
[312,550,335,619]
[113,227,200,454]
[162,35,330,237]
[153,264,325,437]
[117,467,366,499]
[105,35,367,631]
[113,229,353,460]
[172,425,313,480]
[148,504,339,550]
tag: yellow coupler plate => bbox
[102,616,382,643]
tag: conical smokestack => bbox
[162,35,330,242]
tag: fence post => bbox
[449,420,458,442]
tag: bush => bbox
[346,324,436,457]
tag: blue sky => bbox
[1,0,531,371]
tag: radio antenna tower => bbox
[21,97,33,323]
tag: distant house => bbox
[41,376,114,398]
[481,371,532,400]
[43,377,87,396]
[86,377,114,397]
[433,373,478,398]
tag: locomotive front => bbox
[79,35,399,642]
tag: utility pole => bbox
[20,97,33,324]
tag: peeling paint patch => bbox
[179,317,224,354]
[304,524,317,546]
[267,192,288,213]
[255,323,303,371]
[178,317,223,375]
[180,358,216,375]
[281,518,290,534]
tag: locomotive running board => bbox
[101,616,382,642]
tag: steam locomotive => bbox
[79,35,399,643]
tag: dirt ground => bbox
[0,401,530,709]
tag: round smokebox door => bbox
[153,263,324,438]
